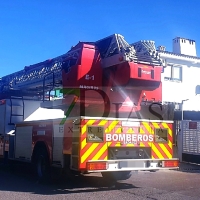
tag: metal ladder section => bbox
[0,48,80,95]
[131,40,166,67]
[8,96,24,125]
[0,58,61,90]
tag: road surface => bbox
[0,162,200,200]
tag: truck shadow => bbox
[0,161,138,195]
[171,162,200,174]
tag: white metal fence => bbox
[179,120,200,162]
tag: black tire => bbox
[101,171,132,181]
[36,149,51,182]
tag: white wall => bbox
[162,65,200,111]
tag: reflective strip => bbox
[151,122,173,159]
[79,119,173,169]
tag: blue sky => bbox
[0,0,200,77]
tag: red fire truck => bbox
[0,34,178,182]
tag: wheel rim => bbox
[37,155,47,178]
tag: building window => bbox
[164,65,182,81]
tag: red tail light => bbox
[87,162,108,170]
[163,160,179,168]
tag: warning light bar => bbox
[162,160,179,168]
[86,162,108,171]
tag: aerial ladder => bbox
[0,34,165,100]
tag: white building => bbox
[157,37,200,111]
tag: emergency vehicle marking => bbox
[105,133,154,143]
[152,122,172,158]
[79,119,173,169]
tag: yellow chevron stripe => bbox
[126,143,134,147]
[104,142,112,160]
[162,123,172,137]
[127,128,134,133]
[141,122,152,147]
[159,143,172,158]
[107,141,112,146]
[140,127,145,133]
[162,123,173,148]
[81,119,108,149]
[91,143,107,160]
[115,143,122,147]
[105,120,119,133]
[151,122,172,158]
[152,122,159,129]
[142,122,154,134]
[116,127,122,133]
[81,119,96,134]
[168,141,172,149]
[81,138,87,149]
[140,142,145,147]
[81,143,99,163]
[152,122,173,148]
[98,120,108,126]
[151,143,164,158]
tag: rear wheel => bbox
[101,171,132,181]
[36,150,51,182]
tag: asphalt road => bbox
[0,162,200,200]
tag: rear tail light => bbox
[163,160,179,168]
[87,162,108,170]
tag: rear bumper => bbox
[86,158,179,172]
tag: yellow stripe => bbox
[152,122,173,158]
[127,128,134,133]
[107,141,112,146]
[98,120,108,126]
[81,120,108,149]
[91,143,107,160]
[141,122,152,147]
[115,143,122,147]
[81,119,96,134]
[81,138,87,149]
[159,143,172,158]
[139,142,145,147]
[81,120,119,155]
[151,143,164,158]
[104,142,112,160]
[168,141,172,149]
[161,123,173,149]
[81,120,96,149]
[152,122,159,129]
[105,120,119,133]
[116,127,122,133]
[153,122,173,148]
[126,143,134,147]
[140,127,145,133]
[81,143,99,163]
[142,122,153,134]
[162,123,172,137]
